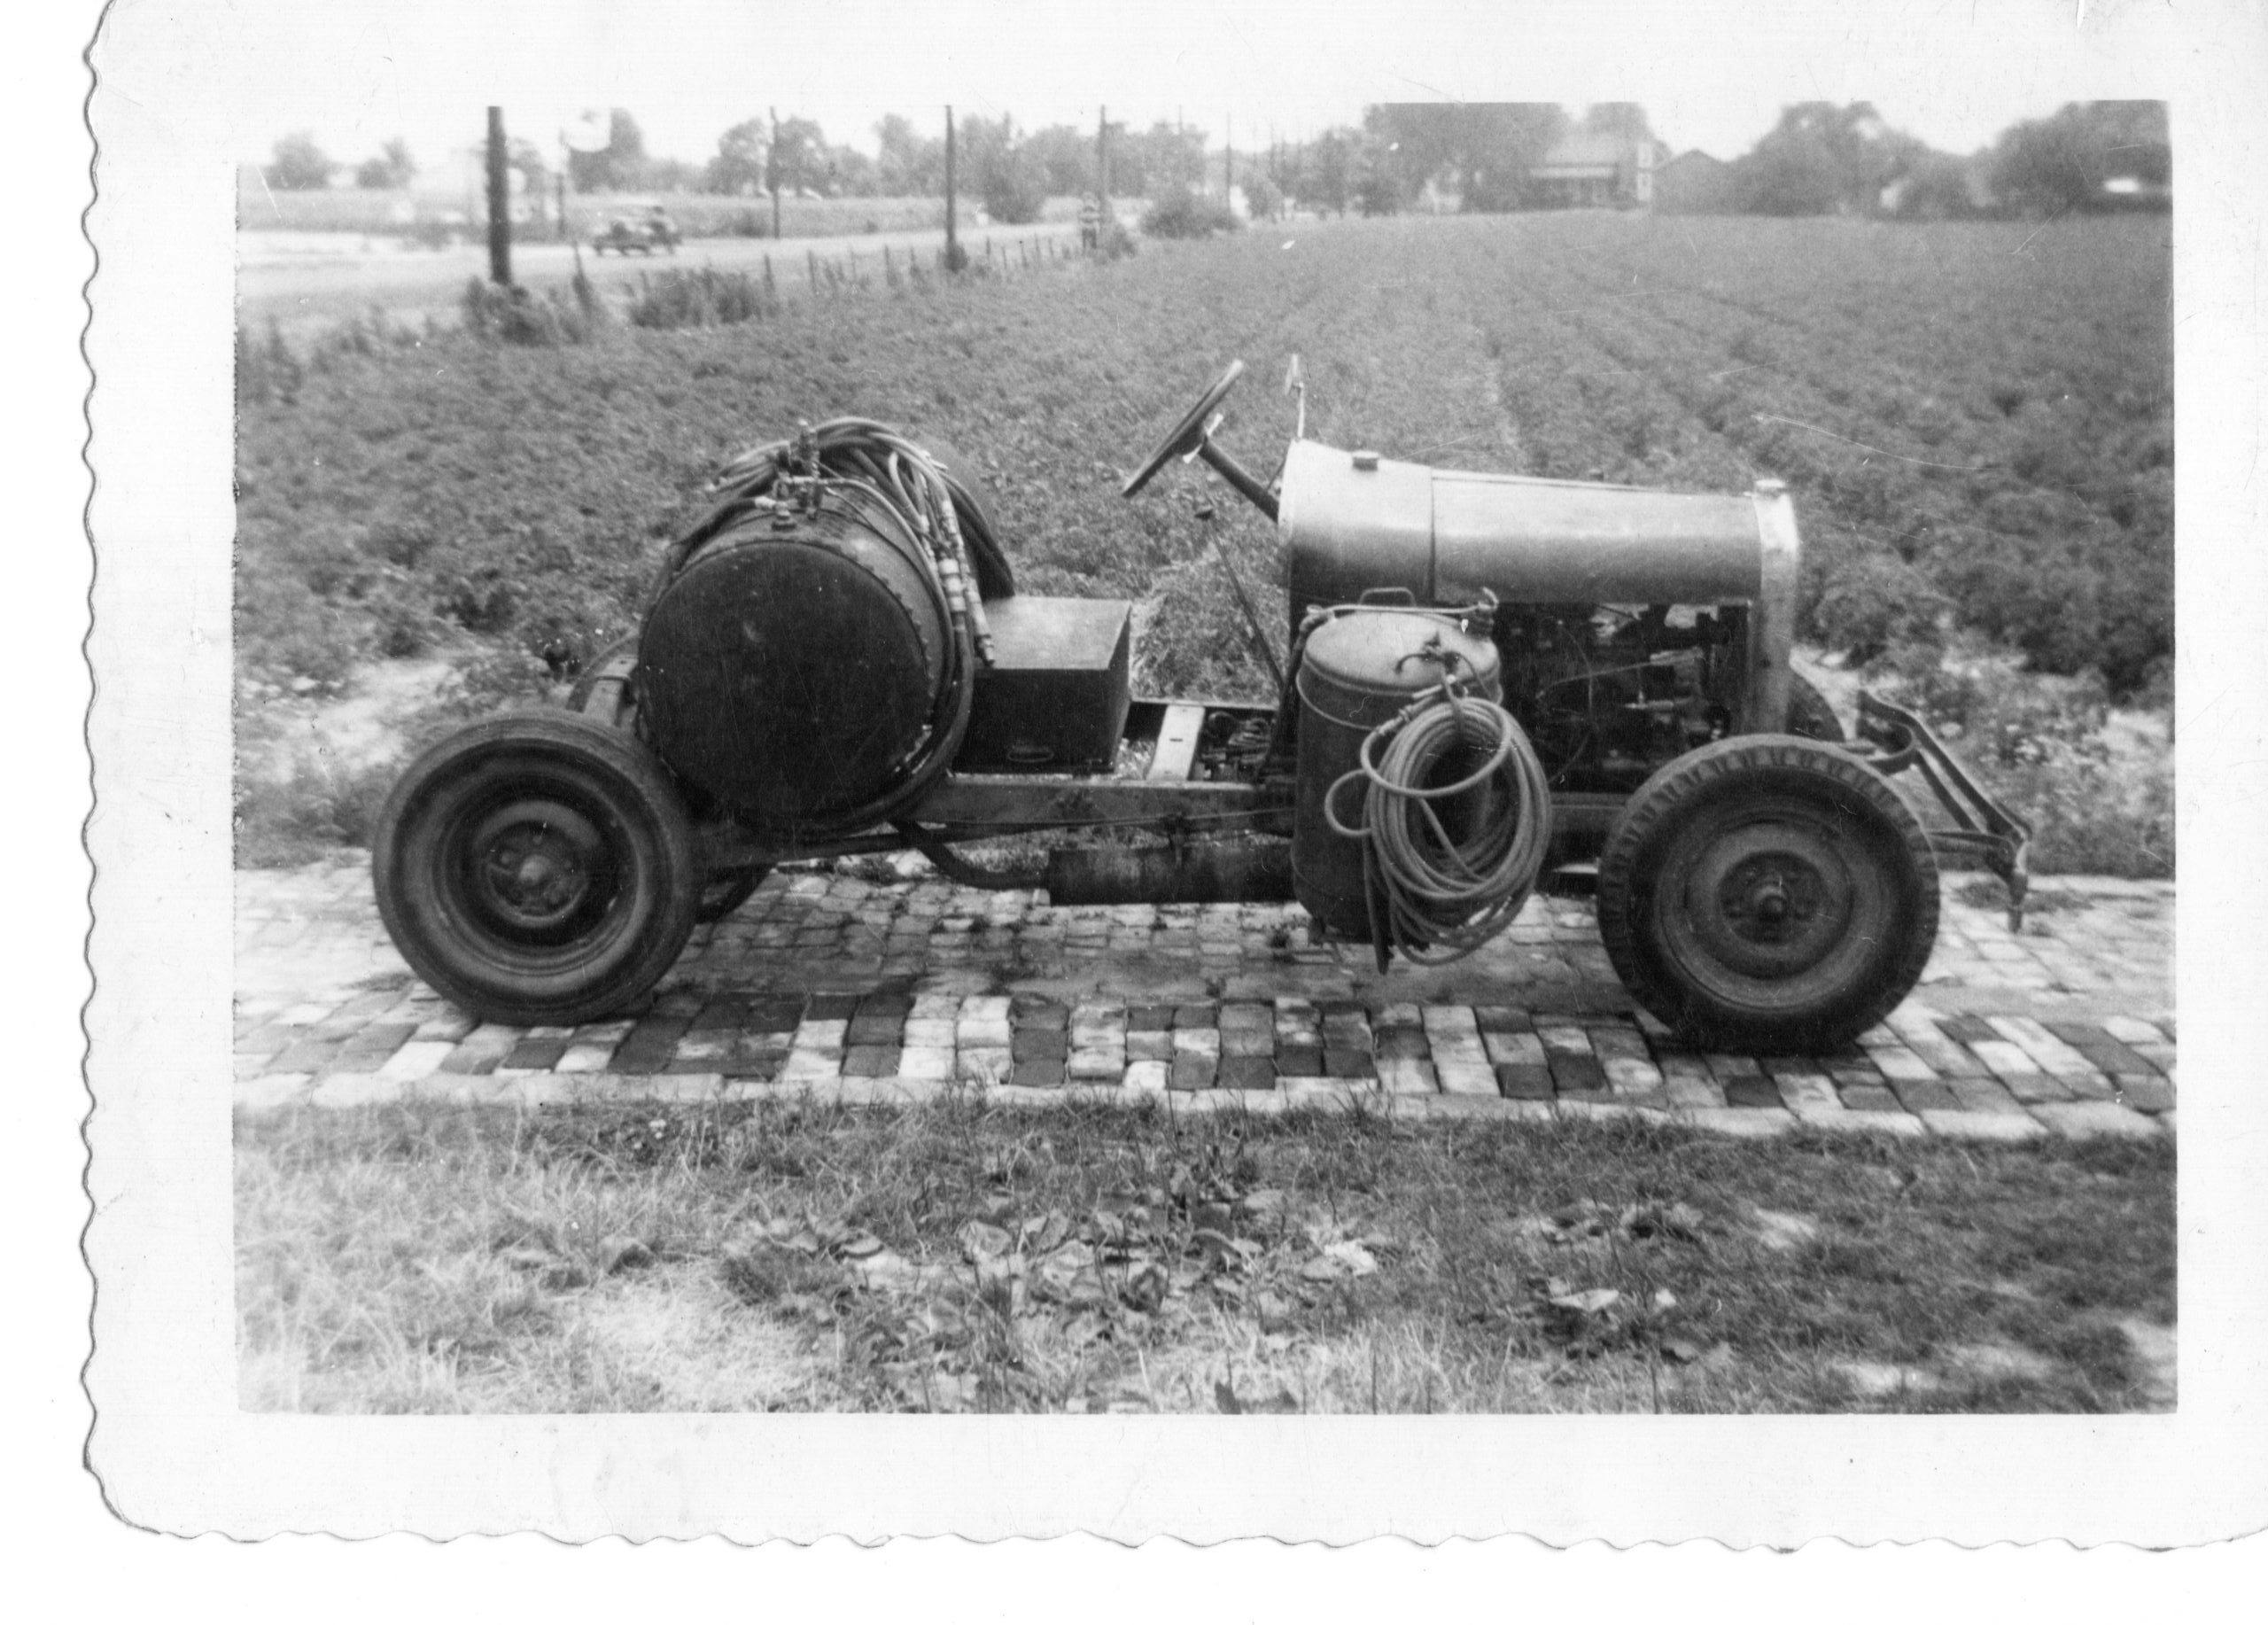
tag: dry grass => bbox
[237,1098,2174,1414]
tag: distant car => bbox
[592,216,680,256]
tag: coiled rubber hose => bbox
[667,416,1015,601]
[1324,687,1552,965]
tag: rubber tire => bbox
[1596,735,1938,1054]
[1787,673,1845,743]
[373,711,700,1027]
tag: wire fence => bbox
[617,227,1123,330]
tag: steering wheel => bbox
[1120,360,1246,498]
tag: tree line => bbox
[1717,99,2167,219]
[263,98,2169,222]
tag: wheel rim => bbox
[412,756,658,985]
[458,797,617,945]
[1651,792,1891,1011]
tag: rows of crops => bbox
[235,209,2172,870]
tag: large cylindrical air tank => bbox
[636,485,953,840]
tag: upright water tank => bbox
[1293,609,1503,939]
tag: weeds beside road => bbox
[238,213,1094,344]
[237,186,1067,244]
[237,1097,2174,1414]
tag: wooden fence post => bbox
[944,105,961,272]
[485,106,512,286]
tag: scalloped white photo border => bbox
[79,0,2268,1543]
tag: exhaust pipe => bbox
[1043,841,1293,906]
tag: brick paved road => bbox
[234,860,2175,1141]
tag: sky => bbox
[128,0,2181,176]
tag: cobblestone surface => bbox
[235,860,2175,1139]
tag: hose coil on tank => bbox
[667,416,1014,604]
[1324,682,1552,965]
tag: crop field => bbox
[234,210,2173,873]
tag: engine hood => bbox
[1278,439,1782,616]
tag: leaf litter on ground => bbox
[695,1146,1401,1408]
[240,1101,2176,1412]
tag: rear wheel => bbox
[1596,735,1938,1054]
[373,711,700,1026]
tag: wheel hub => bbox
[1678,818,1855,980]
[465,799,611,938]
[1717,856,1827,941]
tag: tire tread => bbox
[1596,734,1938,1053]
[372,710,699,1026]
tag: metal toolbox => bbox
[957,595,1133,772]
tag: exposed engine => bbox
[1493,603,1747,794]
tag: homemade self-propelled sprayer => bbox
[373,360,2030,1054]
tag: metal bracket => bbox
[1853,690,2033,931]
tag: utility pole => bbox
[1098,105,1110,221]
[944,105,961,271]
[485,105,512,285]
[769,105,782,239]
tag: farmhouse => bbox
[1652,149,1732,214]
[1528,133,1661,207]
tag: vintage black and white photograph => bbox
[79,0,2266,1544]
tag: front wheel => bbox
[373,711,700,1026]
[1596,735,1938,1054]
